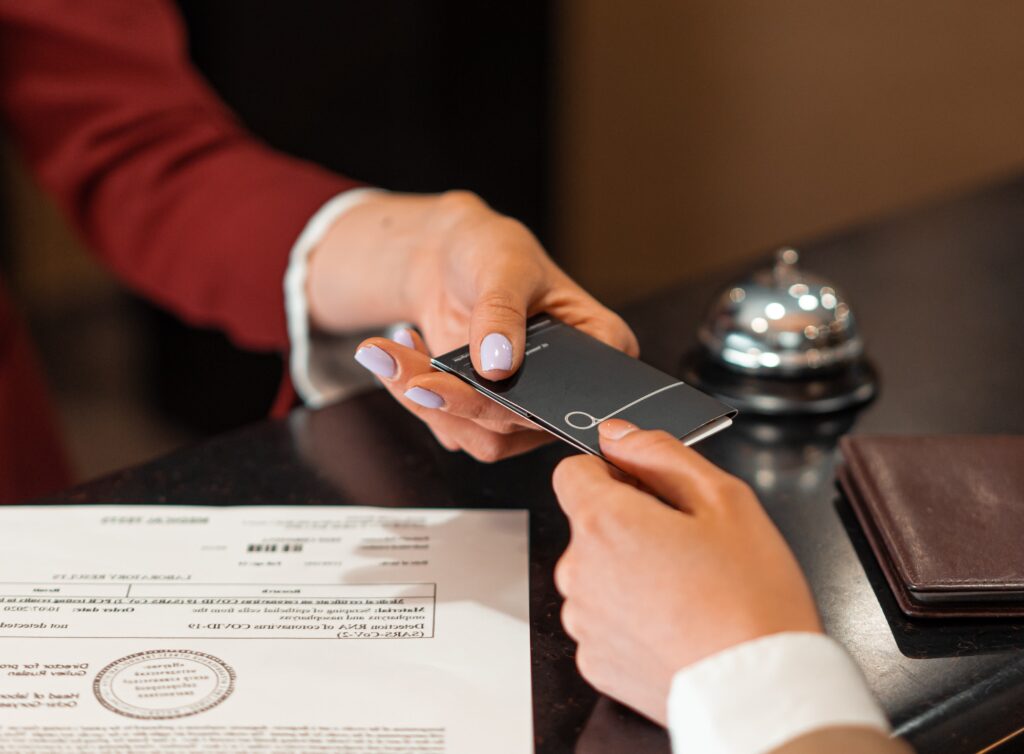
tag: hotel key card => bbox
[432,314,737,458]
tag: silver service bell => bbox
[682,248,877,415]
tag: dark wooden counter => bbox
[40,175,1024,753]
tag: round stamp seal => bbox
[93,649,235,720]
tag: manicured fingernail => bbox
[404,386,445,409]
[480,333,513,372]
[599,419,638,440]
[392,328,415,348]
[354,345,396,379]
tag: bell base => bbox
[680,349,878,416]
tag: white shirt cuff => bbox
[667,632,890,754]
[283,187,385,408]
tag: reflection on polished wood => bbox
[42,175,1024,753]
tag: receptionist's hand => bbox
[308,190,637,462]
[552,420,822,724]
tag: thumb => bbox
[468,263,539,380]
[597,420,736,514]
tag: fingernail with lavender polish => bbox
[480,333,513,373]
[354,345,396,379]
[404,386,445,409]
[392,328,415,348]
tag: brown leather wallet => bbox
[838,435,1024,618]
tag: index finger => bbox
[551,454,622,519]
[406,370,539,431]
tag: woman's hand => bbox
[305,190,638,461]
[552,420,822,724]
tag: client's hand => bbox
[307,190,637,462]
[552,420,821,725]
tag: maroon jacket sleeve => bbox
[0,0,359,350]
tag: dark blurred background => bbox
[3,0,1024,482]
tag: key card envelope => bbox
[431,314,737,457]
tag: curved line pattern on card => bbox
[563,381,685,430]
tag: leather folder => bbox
[838,435,1024,618]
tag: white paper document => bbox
[0,505,532,753]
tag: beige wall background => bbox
[555,0,1024,304]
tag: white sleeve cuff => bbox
[283,187,385,408]
[667,632,890,754]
